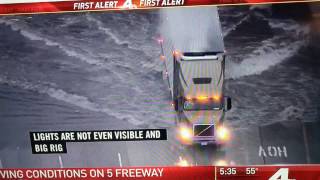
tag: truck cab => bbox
[159,6,231,146]
[172,51,231,145]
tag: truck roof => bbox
[160,6,225,53]
[180,58,223,98]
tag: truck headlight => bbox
[177,126,193,144]
[175,157,190,167]
[214,159,228,166]
[216,126,230,142]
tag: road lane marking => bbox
[58,155,64,168]
[118,152,122,167]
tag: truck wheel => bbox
[215,144,226,152]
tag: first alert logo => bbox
[73,1,119,10]
[73,0,184,10]
[140,0,184,7]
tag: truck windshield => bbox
[183,99,222,111]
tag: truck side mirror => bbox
[224,96,232,111]
[173,98,179,112]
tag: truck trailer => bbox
[159,6,231,146]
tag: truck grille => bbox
[193,124,214,137]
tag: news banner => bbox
[1,166,320,179]
[0,0,319,179]
[0,0,315,15]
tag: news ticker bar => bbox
[0,0,318,15]
[1,166,320,179]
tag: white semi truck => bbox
[159,6,231,146]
